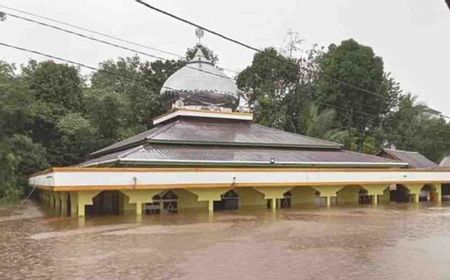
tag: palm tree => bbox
[303,103,348,143]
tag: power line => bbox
[2,40,450,131]
[3,3,447,121]
[0,41,230,102]
[0,4,182,59]
[136,0,261,53]
[0,41,370,118]
[136,0,450,121]
[3,41,450,148]
[1,10,237,81]
[3,11,169,60]
[0,4,239,75]
[133,1,417,108]
[0,42,99,71]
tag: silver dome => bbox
[160,48,240,111]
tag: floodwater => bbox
[1,201,450,280]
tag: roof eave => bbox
[97,158,408,168]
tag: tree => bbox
[237,48,299,129]
[8,134,49,191]
[22,60,84,114]
[19,60,86,165]
[56,113,98,164]
[384,94,450,162]
[0,135,48,202]
[315,39,398,151]
[87,45,219,147]
[0,139,19,202]
[303,103,348,143]
[87,56,166,146]
[0,61,36,137]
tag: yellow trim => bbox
[36,180,450,192]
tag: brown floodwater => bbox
[1,201,450,280]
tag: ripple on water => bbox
[1,201,450,279]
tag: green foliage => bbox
[0,39,449,202]
[314,39,399,151]
[236,36,449,160]
[87,56,173,146]
[0,135,48,202]
[384,94,450,162]
[22,60,84,114]
[237,48,299,129]
[0,139,20,202]
[56,113,98,164]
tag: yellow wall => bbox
[120,193,134,214]
[337,186,361,205]
[290,186,318,205]
[236,187,266,207]
[379,187,391,204]
[173,189,208,209]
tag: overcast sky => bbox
[1,0,449,115]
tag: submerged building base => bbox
[37,183,443,218]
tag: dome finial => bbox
[195,27,204,44]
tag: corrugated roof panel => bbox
[91,118,342,156]
[152,120,341,148]
[82,144,406,167]
[380,149,437,169]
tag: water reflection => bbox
[1,201,450,279]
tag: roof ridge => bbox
[91,127,158,155]
[117,145,145,159]
[345,150,407,164]
[91,120,181,156]
[384,148,419,154]
[145,119,180,140]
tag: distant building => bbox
[376,148,438,169]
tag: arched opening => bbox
[314,191,330,207]
[86,191,124,216]
[288,187,321,207]
[358,188,372,205]
[145,190,178,215]
[442,184,450,202]
[337,185,368,205]
[390,185,411,202]
[280,191,292,209]
[419,184,438,202]
[214,190,239,211]
[268,191,292,209]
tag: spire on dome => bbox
[189,48,212,65]
[159,28,239,112]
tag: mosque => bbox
[29,43,450,217]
